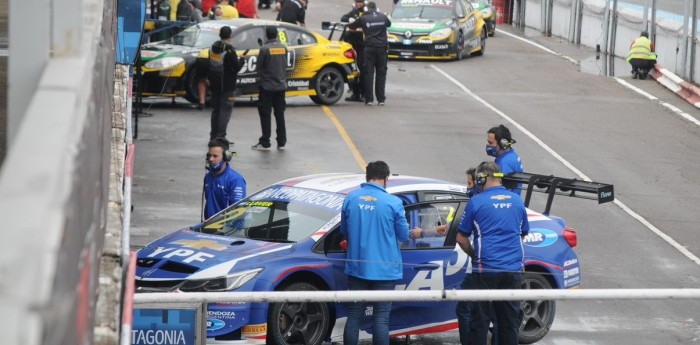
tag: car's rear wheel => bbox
[519,272,556,344]
[184,68,210,105]
[310,67,344,105]
[267,282,330,345]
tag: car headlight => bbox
[144,57,185,70]
[481,8,493,17]
[429,28,453,39]
[180,268,263,292]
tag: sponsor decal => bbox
[434,44,449,49]
[600,191,613,199]
[173,239,226,251]
[287,79,309,89]
[251,186,345,211]
[400,0,454,6]
[365,305,374,316]
[522,228,558,248]
[563,267,579,279]
[208,310,237,319]
[564,276,580,288]
[392,22,436,30]
[131,330,187,345]
[242,324,267,335]
[147,247,215,264]
[404,30,413,38]
[490,194,512,200]
[245,201,273,207]
[238,77,256,84]
[140,50,162,58]
[269,47,286,55]
[563,258,578,267]
[359,195,377,202]
[207,319,226,331]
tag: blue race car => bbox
[135,172,613,344]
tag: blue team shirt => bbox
[457,186,529,273]
[495,149,523,194]
[204,165,246,219]
[341,182,410,281]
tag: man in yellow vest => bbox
[627,31,657,80]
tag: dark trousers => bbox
[210,90,234,141]
[469,272,522,345]
[630,58,656,77]
[343,276,395,345]
[363,46,388,103]
[351,46,365,97]
[257,88,286,147]
[456,274,476,345]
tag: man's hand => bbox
[409,227,423,239]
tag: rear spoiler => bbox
[321,21,349,41]
[503,172,614,215]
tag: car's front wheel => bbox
[184,68,210,105]
[267,282,330,345]
[455,31,465,60]
[473,29,487,57]
[519,272,556,344]
[310,67,344,105]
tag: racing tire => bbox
[519,272,556,344]
[184,68,210,105]
[488,20,496,37]
[267,282,331,345]
[473,29,487,57]
[455,31,465,61]
[310,67,344,105]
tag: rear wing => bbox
[321,21,349,41]
[503,172,614,215]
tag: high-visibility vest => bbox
[627,36,655,62]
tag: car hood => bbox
[136,229,295,281]
[388,18,451,34]
[139,44,198,62]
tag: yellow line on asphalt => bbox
[322,105,366,171]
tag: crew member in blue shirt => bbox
[456,162,529,345]
[340,160,409,345]
[204,138,246,219]
[486,124,523,194]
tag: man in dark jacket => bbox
[252,27,288,151]
[349,1,391,106]
[276,0,307,27]
[205,26,246,143]
[341,0,366,102]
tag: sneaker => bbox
[197,103,205,110]
[378,101,385,106]
[251,143,271,151]
[365,102,373,106]
[277,145,286,150]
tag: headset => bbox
[475,161,504,186]
[492,125,516,150]
[206,138,233,163]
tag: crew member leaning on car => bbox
[456,161,529,345]
[348,1,391,106]
[486,124,523,195]
[341,0,366,103]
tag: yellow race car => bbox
[388,0,487,60]
[138,19,359,105]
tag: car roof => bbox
[197,18,311,31]
[275,173,467,195]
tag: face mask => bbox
[485,145,499,157]
[208,161,223,172]
[466,188,475,198]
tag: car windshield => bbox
[199,186,344,243]
[392,0,455,20]
[165,25,222,49]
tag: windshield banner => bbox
[251,186,345,211]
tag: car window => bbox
[232,27,266,51]
[456,0,466,17]
[168,25,220,49]
[279,27,317,46]
[391,1,455,20]
[464,0,474,14]
[404,202,460,249]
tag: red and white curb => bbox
[649,64,700,108]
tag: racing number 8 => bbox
[279,31,288,43]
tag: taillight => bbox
[563,227,577,248]
[344,49,357,60]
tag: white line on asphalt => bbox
[431,64,700,267]
[496,29,579,64]
[614,77,700,127]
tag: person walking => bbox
[341,0,366,102]
[203,138,246,219]
[486,124,523,194]
[348,1,390,106]
[276,0,307,26]
[206,26,246,142]
[252,27,288,151]
[455,162,529,345]
[627,31,657,80]
[341,161,410,345]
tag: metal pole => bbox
[642,0,650,31]
[610,0,618,57]
[541,0,547,33]
[650,0,657,44]
[679,0,691,78]
[690,0,697,82]
[602,0,611,53]
[569,0,577,42]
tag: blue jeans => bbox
[469,272,523,345]
[456,273,475,345]
[343,276,396,345]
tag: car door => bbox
[389,200,470,332]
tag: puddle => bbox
[579,53,634,77]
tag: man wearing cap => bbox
[348,1,391,106]
[627,31,657,80]
[252,27,288,151]
[341,0,366,102]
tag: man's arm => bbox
[456,232,474,257]
[228,174,246,205]
[348,16,362,30]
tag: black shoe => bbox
[197,103,204,110]
[345,96,364,102]
[632,74,638,79]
